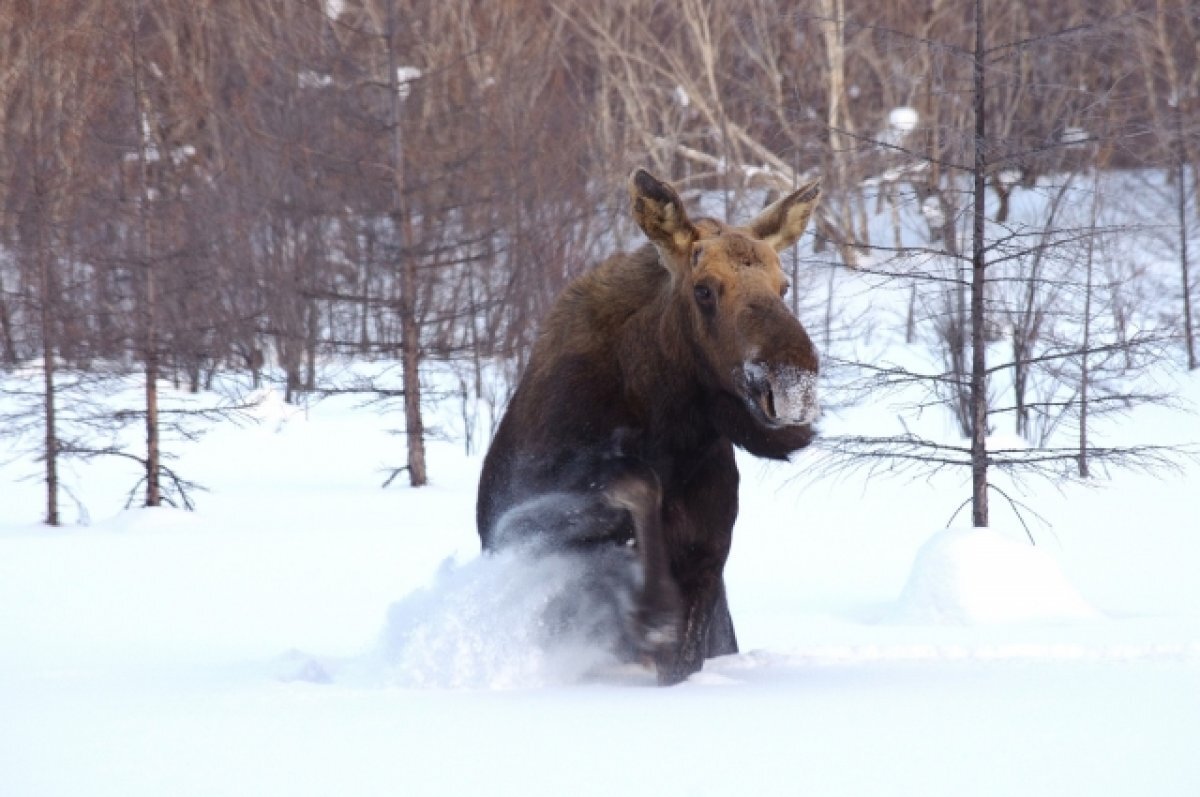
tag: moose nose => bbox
[767,365,819,426]
[772,367,820,427]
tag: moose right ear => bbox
[628,169,697,260]
[747,177,821,252]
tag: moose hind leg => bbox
[494,492,648,657]
[604,470,682,656]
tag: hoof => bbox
[634,581,682,656]
[655,661,695,687]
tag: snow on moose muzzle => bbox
[742,363,820,427]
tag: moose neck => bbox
[613,260,722,463]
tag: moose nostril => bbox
[764,367,819,425]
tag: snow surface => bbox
[2,366,1199,796]
[3,168,1200,795]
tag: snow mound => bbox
[888,106,919,133]
[245,387,304,429]
[355,548,640,689]
[104,507,201,533]
[890,528,1101,625]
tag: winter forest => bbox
[2,0,1197,521]
[2,1,1200,793]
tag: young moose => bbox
[477,169,822,684]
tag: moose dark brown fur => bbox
[477,169,822,684]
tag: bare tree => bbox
[807,0,1188,532]
[0,0,116,522]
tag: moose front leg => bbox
[653,441,739,685]
[706,578,738,657]
[654,565,727,685]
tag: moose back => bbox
[476,169,821,685]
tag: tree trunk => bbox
[969,0,989,527]
[39,265,59,527]
[399,226,426,485]
[1079,171,1099,479]
[1176,108,1196,370]
[385,2,427,486]
[905,284,916,345]
[1012,332,1026,437]
[35,199,59,526]
[131,3,160,507]
[27,3,58,525]
[304,297,317,391]
[0,276,17,365]
[360,223,374,354]
[994,181,1012,224]
[144,258,161,508]
[820,0,848,263]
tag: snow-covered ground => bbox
[1,164,1197,795]
[2,363,1199,796]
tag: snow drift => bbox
[358,547,641,689]
[891,528,1101,625]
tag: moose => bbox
[476,169,822,685]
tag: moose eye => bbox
[694,284,715,307]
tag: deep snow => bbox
[2,365,1199,795]
[2,164,1199,794]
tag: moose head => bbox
[628,168,822,459]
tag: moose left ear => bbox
[628,168,698,259]
[747,177,822,252]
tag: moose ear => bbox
[628,168,697,258]
[747,177,822,252]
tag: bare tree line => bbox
[1,0,1196,525]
